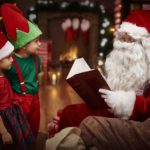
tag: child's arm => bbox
[0,116,13,144]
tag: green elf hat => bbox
[0,3,42,49]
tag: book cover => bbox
[66,58,110,109]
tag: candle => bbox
[57,71,61,78]
[52,73,57,85]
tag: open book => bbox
[66,58,110,109]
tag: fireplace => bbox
[37,11,99,68]
[59,44,78,62]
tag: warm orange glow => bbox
[52,73,57,85]
[60,45,78,62]
[110,27,116,32]
[56,71,61,77]
[96,66,102,73]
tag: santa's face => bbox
[105,32,148,95]
[118,32,136,43]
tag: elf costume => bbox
[0,32,34,150]
[1,3,42,137]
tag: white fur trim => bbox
[72,18,80,30]
[142,37,150,48]
[81,19,90,32]
[61,21,68,31]
[118,22,149,39]
[65,18,72,28]
[112,91,136,119]
[0,41,14,60]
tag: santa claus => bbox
[99,9,150,120]
[48,9,150,135]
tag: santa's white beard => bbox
[144,48,150,82]
[142,37,150,82]
[105,39,148,95]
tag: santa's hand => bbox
[99,89,136,119]
[99,89,118,110]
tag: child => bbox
[0,32,34,150]
[1,3,42,137]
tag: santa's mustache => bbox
[113,39,145,62]
[113,39,142,50]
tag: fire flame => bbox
[60,45,78,62]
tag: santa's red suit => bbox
[131,92,150,121]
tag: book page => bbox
[66,58,91,79]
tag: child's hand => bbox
[2,132,13,145]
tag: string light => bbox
[99,52,104,57]
[29,6,35,11]
[101,38,108,47]
[98,3,113,61]
[60,2,69,8]
[80,0,90,6]
[89,2,94,8]
[43,1,48,5]
[102,18,110,28]
[29,14,37,21]
[100,29,105,34]
[97,52,104,68]
[98,60,103,66]
[110,27,115,32]
[48,0,54,4]
[99,4,105,14]
[37,0,43,4]
[114,0,122,34]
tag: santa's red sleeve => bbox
[130,95,150,121]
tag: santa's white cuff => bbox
[113,91,136,119]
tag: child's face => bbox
[23,37,41,55]
[0,54,13,70]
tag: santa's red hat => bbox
[118,9,150,39]
[0,32,14,60]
